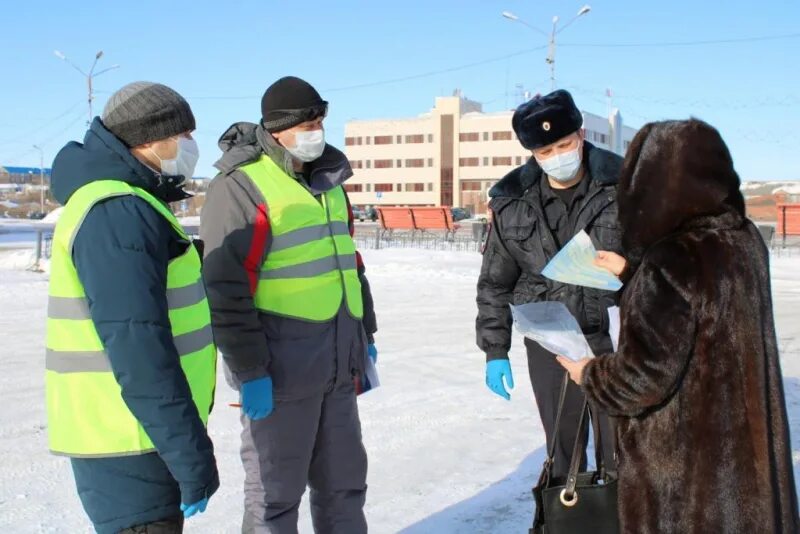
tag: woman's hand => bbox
[556,356,591,385]
[594,251,627,277]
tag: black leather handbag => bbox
[530,373,619,534]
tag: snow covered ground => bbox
[1,248,799,533]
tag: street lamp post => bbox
[54,50,120,125]
[502,5,591,91]
[32,145,45,214]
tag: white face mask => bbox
[286,129,325,162]
[151,136,200,178]
[536,146,583,183]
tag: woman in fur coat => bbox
[558,119,799,533]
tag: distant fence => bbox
[354,229,484,252]
[6,220,796,268]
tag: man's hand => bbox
[556,356,591,385]
[181,497,209,518]
[240,376,273,420]
[594,251,627,277]
[485,359,514,400]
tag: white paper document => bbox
[607,305,621,352]
[541,230,623,291]
[510,302,594,361]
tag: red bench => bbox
[410,207,461,238]
[777,203,800,246]
[376,207,416,235]
[376,207,461,239]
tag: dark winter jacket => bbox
[582,120,799,533]
[476,142,623,360]
[50,119,219,534]
[201,122,376,398]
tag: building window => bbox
[404,183,426,192]
[374,135,393,145]
[492,131,513,141]
[375,183,393,192]
[428,134,434,143]
[515,156,523,166]
[459,157,480,167]
[405,134,424,144]
[396,160,402,168]
[366,160,372,169]
[345,137,356,146]
[397,183,402,191]
[405,159,425,168]
[493,157,513,166]
[344,184,363,193]
[483,132,489,141]
[357,137,363,145]
[374,159,393,169]
[366,183,372,192]
[366,136,372,145]
[427,183,433,192]
[599,133,608,144]
[461,181,482,191]
[396,135,402,144]
[483,157,489,166]
[427,158,434,167]
[459,132,480,142]
[349,160,363,169]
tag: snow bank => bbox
[0,249,799,533]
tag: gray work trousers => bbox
[240,382,368,534]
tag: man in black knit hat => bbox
[201,76,377,533]
[477,89,621,479]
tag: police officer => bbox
[476,89,622,476]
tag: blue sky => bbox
[1,0,798,181]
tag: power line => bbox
[2,109,87,166]
[0,100,84,147]
[561,32,800,48]
[35,110,87,148]
[185,45,548,101]
[323,46,547,92]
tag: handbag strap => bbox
[589,402,608,479]
[564,399,591,499]
[545,372,571,464]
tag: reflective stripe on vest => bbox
[238,156,363,321]
[45,180,217,458]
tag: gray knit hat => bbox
[102,81,196,147]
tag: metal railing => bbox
[354,229,484,253]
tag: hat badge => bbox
[542,121,551,131]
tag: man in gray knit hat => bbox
[47,81,218,534]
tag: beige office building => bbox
[343,92,637,215]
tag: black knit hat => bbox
[261,76,328,133]
[102,82,196,148]
[512,89,583,150]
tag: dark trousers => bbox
[118,516,183,534]
[240,381,368,534]
[525,338,616,478]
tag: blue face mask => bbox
[536,146,582,182]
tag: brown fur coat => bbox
[582,120,799,533]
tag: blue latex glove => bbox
[486,359,514,400]
[181,497,209,518]
[240,376,273,420]
[367,344,378,364]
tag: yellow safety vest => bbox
[45,180,217,457]
[238,155,363,321]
